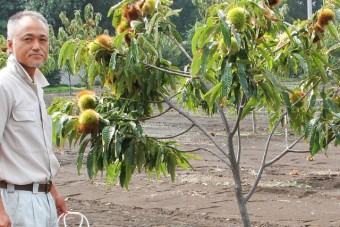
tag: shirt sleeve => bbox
[0,83,12,143]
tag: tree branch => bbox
[166,33,193,62]
[231,95,247,136]
[141,106,172,120]
[161,94,230,159]
[287,149,310,153]
[152,124,195,139]
[177,147,230,167]
[264,135,305,167]
[141,61,191,78]
[245,77,323,202]
[236,126,242,164]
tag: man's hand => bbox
[0,209,11,227]
[49,182,67,217]
[54,195,67,217]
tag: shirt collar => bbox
[7,54,50,88]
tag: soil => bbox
[46,92,340,227]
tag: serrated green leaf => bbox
[115,131,123,159]
[87,149,95,179]
[169,26,182,43]
[330,123,340,143]
[327,42,340,54]
[139,34,158,56]
[310,127,320,155]
[74,42,87,74]
[109,52,117,72]
[126,139,135,165]
[154,20,160,47]
[165,9,182,18]
[88,61,99,86]
[201,46,210,73]
[282,91,291,108]
[105,160,121,187]
[327,21,340,41]
[258,46,272,69]
[119,161,126,187]
[67,42,78,75]
[221,62,233,97]
[126,38,139,66]
[312,55,327,83]
[148,13,159,34]
[58,40,71,67]
[309,93,317,108]
[220,18,231,49]
[198,24,215,50]
[181,152,203,161]
[113,31,127,48]
[237,63,250,97]
[304,120,314,138]
[135,141,145,172]
[203,82,222,111]
[241,97,257,119]
[168,153,177,182]
[326,98,340,113]
[293,53,308,76]
[192,26,204,54]
[77,139,90,174]
[108,0,135,17]
[191,52,202,76]
[124,160,133,189]
[63,118,78,138]
[102,126,116,151]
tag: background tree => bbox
[56,4,108,90]
[24,0,85,31]
[0,3,108,87]
[0,0,26,36]
[0,0,114,36]
[0,35,7,68]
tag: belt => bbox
[0,181,51,193]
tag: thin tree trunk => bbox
[228,135,251,227]
[252,110,257,134]
[68,72,72,95]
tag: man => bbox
[0,11,67,227]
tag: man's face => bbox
[8,16,49,69]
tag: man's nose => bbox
[32,39,41,50]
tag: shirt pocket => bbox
[12,110,41,151]
[12,110,37,122]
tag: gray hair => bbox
[7,11,49,40]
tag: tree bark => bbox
[228,135,251,227]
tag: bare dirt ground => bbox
[46,92,340,227]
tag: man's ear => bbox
[7,39,13,53]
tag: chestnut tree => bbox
[50,0,339,226]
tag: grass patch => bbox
[44,85,85,93]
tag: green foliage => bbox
[48,92,197,188]
[51,0,339,193]
[53,0,202,188]
[24,0,86,32]
[189,0,339,145]
[0,35,7,68]
[0,0,26,36]
[307,89,340,155]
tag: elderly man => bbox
[0,11,67,227]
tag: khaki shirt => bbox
[0,55,60,185]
